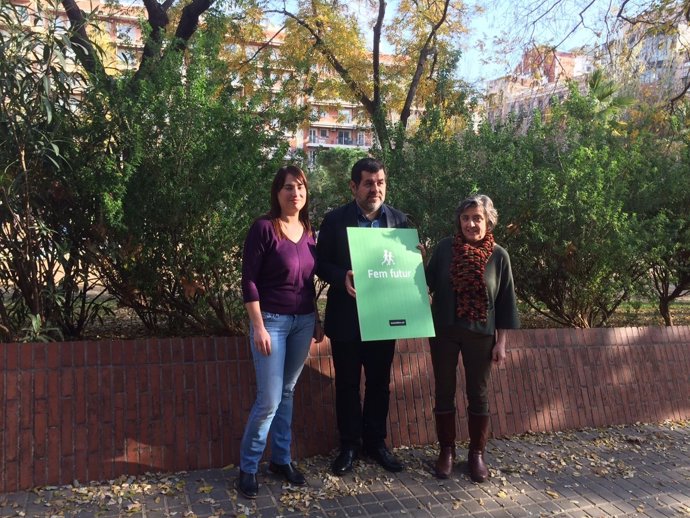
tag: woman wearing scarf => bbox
[425,194,519,482]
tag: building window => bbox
[311,107,326,120]
[117,23,136,43]
[53,16,68,33]
[357,132,365,146]
[337,130,352,145]
[319,129,328,138]
[16,5,29,22]
[338,108,352,123]
[308,149,318,166]
[117,50,135,65]
[309,129,317,142]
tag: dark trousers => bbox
[430,326,495,416]
[330,338,396,449]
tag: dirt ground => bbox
[81,300,690,341]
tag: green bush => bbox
[89,15,304,335]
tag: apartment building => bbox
[484,47,594,124]
[485,9,690,124]
[238,29,375,164]
[7,0,145,75]
[599,12,690,102]
[6,1,375,159]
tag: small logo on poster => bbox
[389,319,407,327]
[382,249,395,266]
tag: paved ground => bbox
[1,421,688,518]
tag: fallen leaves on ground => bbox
[2,420,687,517]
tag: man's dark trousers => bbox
[331,338,395,450]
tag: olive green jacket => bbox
[425,237,520,336]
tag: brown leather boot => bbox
[467,412,490,483]
[434,410,456,479]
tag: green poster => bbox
[346,227,435,341]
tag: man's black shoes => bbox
[236,470,258,499]
[365,446,404,473]
[331,447,358,476]
[268,461,307,485]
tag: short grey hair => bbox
[455,194,498,231]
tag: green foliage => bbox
[387,69,478,248]
[394,78,654,328]
[309,147,367,225]
[475,86,646,327]
[0,0,115,340]
[89,11,302,335]
[619,117,690,325]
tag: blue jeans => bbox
[239,311,315,473]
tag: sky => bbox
[344,0,616,87]
[124,0,648,87]
[456,0,611,86]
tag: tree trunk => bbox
[659,298,673,326]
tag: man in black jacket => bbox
[316,157,408,476]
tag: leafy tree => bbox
[621,112,690,325]
[263,0,466,158]
[88,12,302,335]
[472,83,646,327]
[61,0,221,84]
[308,147,368,225]
[0,1,115,340]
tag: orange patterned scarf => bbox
[450,232,495,322]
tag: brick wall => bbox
[1,326,689,492]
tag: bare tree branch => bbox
[240,25,286,68]
[266,8,376,115]
[399,0,451,127]
[140,0,171,62]
[669,76,690,111]
[552,0,596,49]
[173,0,215,50]
[372,0,386,117]
[61,0,106,79]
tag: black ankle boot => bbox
[236,470,258,499]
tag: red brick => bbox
[111,340,124,364]
[150,423,164,468]
[6,371,18,400]
[19,433,32,488]
[123,341,136,365]
[98,341,112,365]
[134,341,148,366]
[6,343,19,369]
[5,400,19,462]
[73,369,87,424]
[184,340,195,363]
[47,427,60,484]
[109,367,123,394]
[73,342,87,367]
[86,342,99,365]
[185,395,197,442]
[34,400,48,457]
[20,344,33,369]
[61,368,73,397]
[33,343,47,369]
[74,448,87,483]
[60,456,74,485]
[195,364,208,414]
[158,338,172,363]
[87,448,102,483]
[19,373,33,430]
[148,340,162,364]
[86,367,100,396]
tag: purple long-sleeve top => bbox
[241,217,317,315]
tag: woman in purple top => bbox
[237,165,324,499]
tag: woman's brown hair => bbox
[268,165,312,238]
